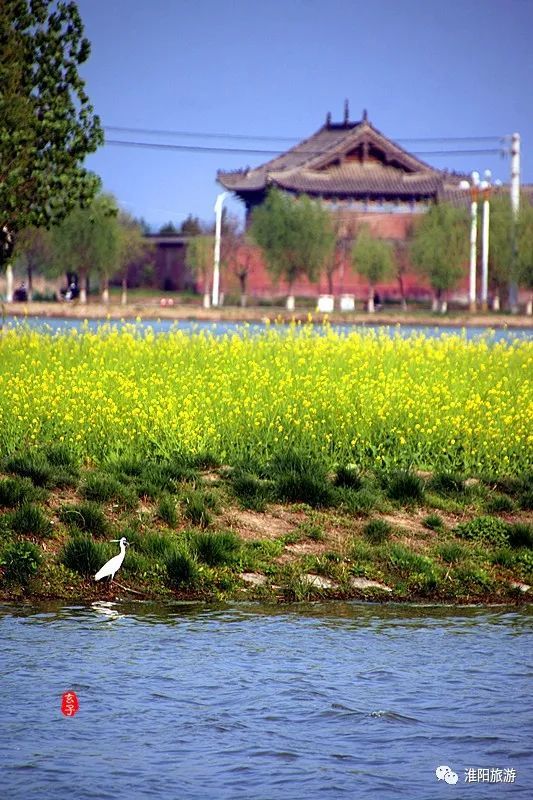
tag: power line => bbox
[104,137,505,158]
[104,124,506,145]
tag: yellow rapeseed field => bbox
[0,323,531,476]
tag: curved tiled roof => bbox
[217,116,453,200]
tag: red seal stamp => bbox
[61,691,79,717]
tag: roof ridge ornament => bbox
[326,111,332,126]
[363,108,368,122]
[343,99,349,125]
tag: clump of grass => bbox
[157,494,178,527]
[269,451,335,508]
[59,502,109,537]
[385,471,425,504]
[485,494,515,513]
[297,521,326,542]
[423,513,444,531]
[428,472,465,495]
[453,562,494,591]
[165,545,200,588]
[10,503,52,537]
[0,476,43,507]
[490,547,517,568]
[334,465,363,490]
[455,515,509,547]
[44,444,79,470]
[437,541,466,564]
[181,489,218,527]
[189,530,241,567]
[4,452,52,487]
[386,543,433,574]
[61,534,107,577]
[0,539,42,585]
[338,487,381,516]
[230,469,272,512]
[507,522,533,550]
[80,472,124,503]
[363,518,392,544]
[136,530,176,559]
[517,488,533,511]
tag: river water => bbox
[3,314,533,341]
[1,602,531,799]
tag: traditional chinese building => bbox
[217,107,469,300]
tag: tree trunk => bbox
[79,269,87,303]
[492,292,500,311]
[101,275,109,304]
[238,272,248,307]
[6,263,13,302]
[440,299,448,314]
[286,293,295,311]
[27,264,33,301]
[397,271,407,311]
[203,292,211,309]
[327,270,334,296]
[121,276,128,305]
[367,286,375,313]
[526,292,533,316]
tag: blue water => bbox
[2,314,532,341]
[1,602,531,799]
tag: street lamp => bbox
[213,192,228,307]
[460,171,480,312]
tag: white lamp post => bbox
[460,171,480,312]
[213,192,228,307]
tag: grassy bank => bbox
[0,449,531,604]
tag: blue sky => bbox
[78,0,533,231]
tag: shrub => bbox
[157,494,178,527]
[10,503,52,537]
[80,472,123,502]
[423,513,444,531]
[5,452,52,486]
[59,502,109,537]
[507,523,533,550]
[0,476,41,507]
[189,530,241,567]
[455,516,509,547]
[334,465,363,490]
[485,494,515,513]
[0,540,42,584]
[363,518,392,544]
[165,545,200,588]
[385,471,425,503]
[61,534,107,576]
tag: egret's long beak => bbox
[110,539,120,543]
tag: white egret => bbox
[94,537,130,583]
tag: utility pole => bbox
[509,132,520,312]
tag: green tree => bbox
[351,227,394,312]
[158,221,179,235]
[185,235,214,306]
[52,194,119,303]
[250,188,335,309]
[117,212,155,304]
[410,203,468,313]
[488,194,515,310]
[179,214,203,236]
[12,226,54,298]
[516,202,533,314]
[1,0,102,297]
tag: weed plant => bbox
[181,489,218,527]
[437,541,466,564]
[455,516,509,547]
[334,465,363,490]
[0,476,43,507]
[0,539,42,584]
[80,472,123,503]
[485,494,515,513]
[385,471,425,503]
[230,469,272,511]
[59,502,109,537]
[61,534,107,576]
[10,503,52,537]
[189,530,241,567]
[507,522,533,549]
[4,452,52,487]
[363,518,392,544]
[428,472,465,495]
[157,494,178,527]
[423,513,444,531]
[165,545,200,588]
